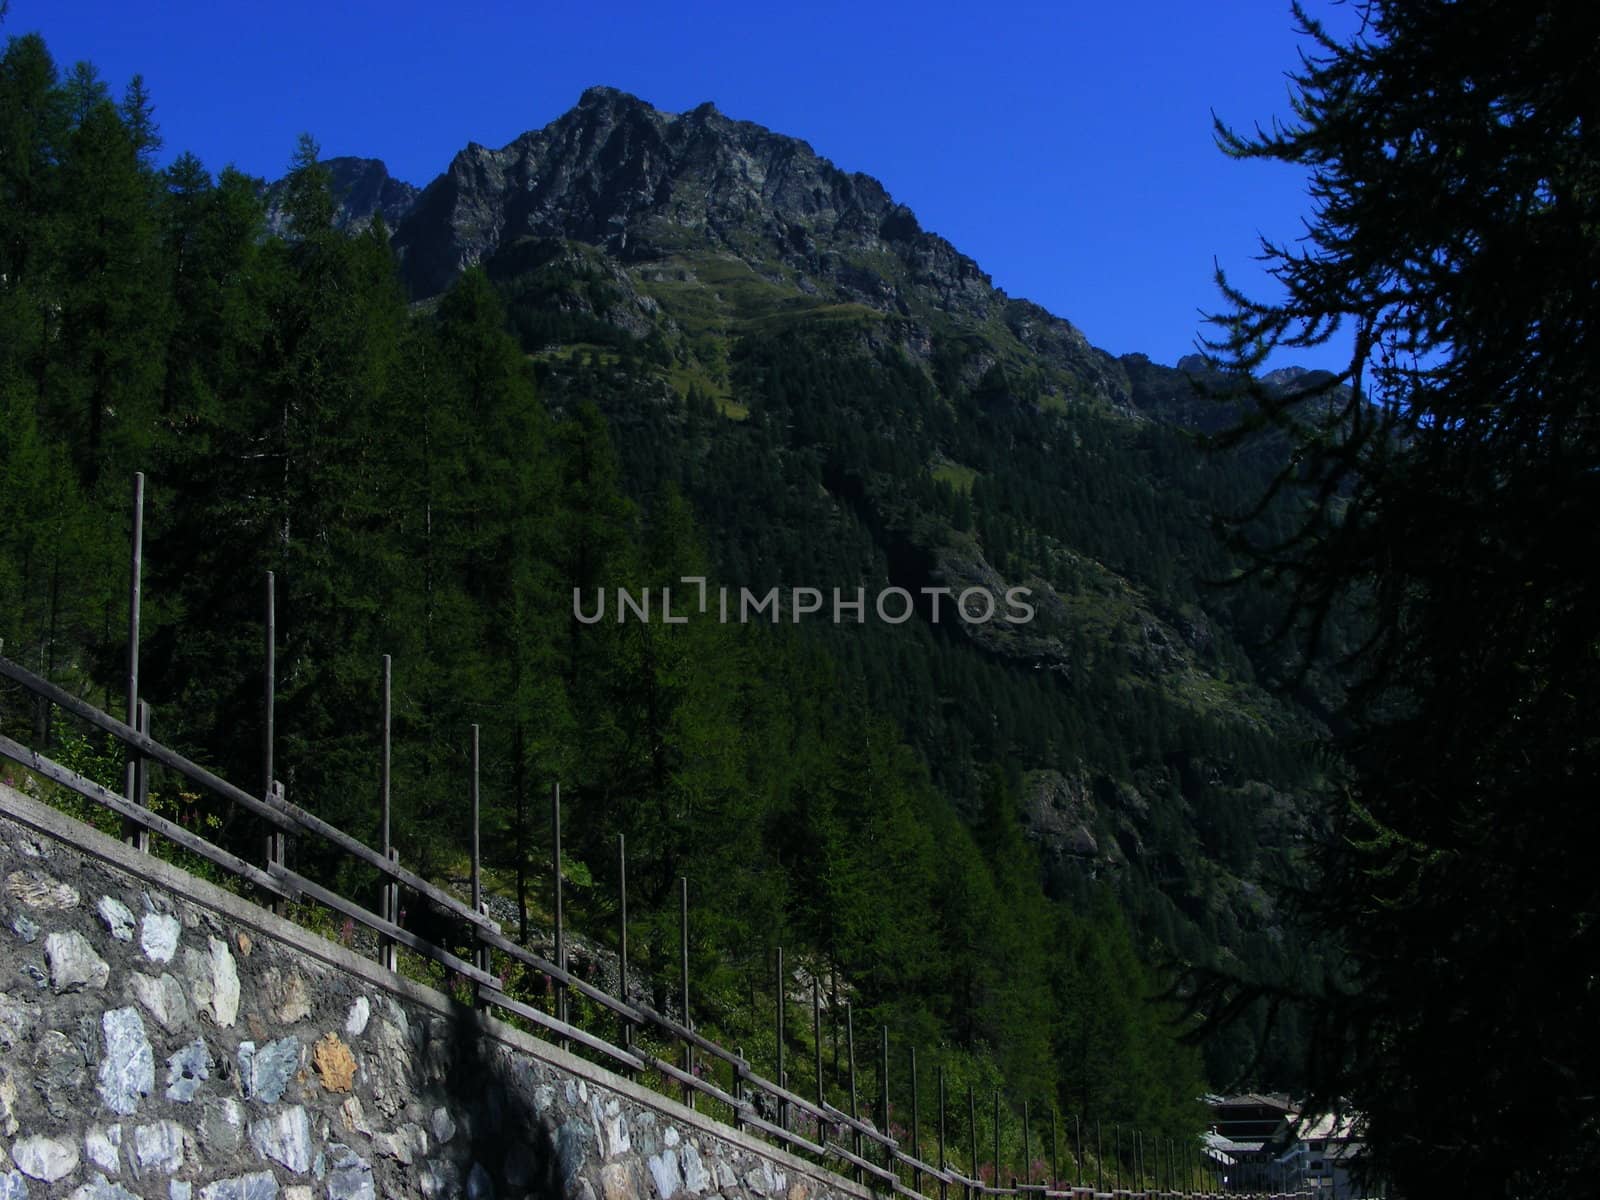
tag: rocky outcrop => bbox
[262,158,420,238]
[369,87,1123,398]
[392,86,944,296]
[251,88,1133,406]
[1020,770,1104,864]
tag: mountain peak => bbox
[261,155,418,238]
[274,90,1126,405]
[577,84,654,111]
[388,90,988,302]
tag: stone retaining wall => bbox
[0,782,869,1200]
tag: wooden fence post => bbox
[378,656,394,969]
[131,701,151,854]
[122,472,144,848]
[681,876,694,1109]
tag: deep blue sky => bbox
[10,1,1363,372]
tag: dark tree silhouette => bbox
[1202,2,1600,1195]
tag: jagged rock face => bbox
[262,157,420,238]
[392,86,960,297]
[254,87,1127,404]
[387,87,1108,373]
[1021,769,1105,864]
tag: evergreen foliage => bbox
[1201,2,1600,1195]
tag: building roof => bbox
[1207,1092,1298,1113]
[1296,1111,1363,1142]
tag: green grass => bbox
[635,252,885,339]
[666,363,748,419]
[636,252,798,332]
[531,342,626,367]
[931,461,978,493]
[741,301,883,335]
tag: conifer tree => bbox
[0,34,65,292]
[119,74,159,164]
[45,86,168,487]
[1202,3,1600,1194]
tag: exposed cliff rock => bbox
[316,86,1132,406]
[262,157,419,238]
[1021,769,1106,865]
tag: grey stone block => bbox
[11,1135,79,1183]
[97,1006,155,1116]
[46,930,110,992]
[165,1039,210,1103]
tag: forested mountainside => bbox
[2,34,1334,1148]
[317,86,1339,1073]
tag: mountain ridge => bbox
[268,86,1138,412]
[261,154,419,237]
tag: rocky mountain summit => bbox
[391,86,1008,303]
[291,86,1130,407]
[262,156,419,238]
